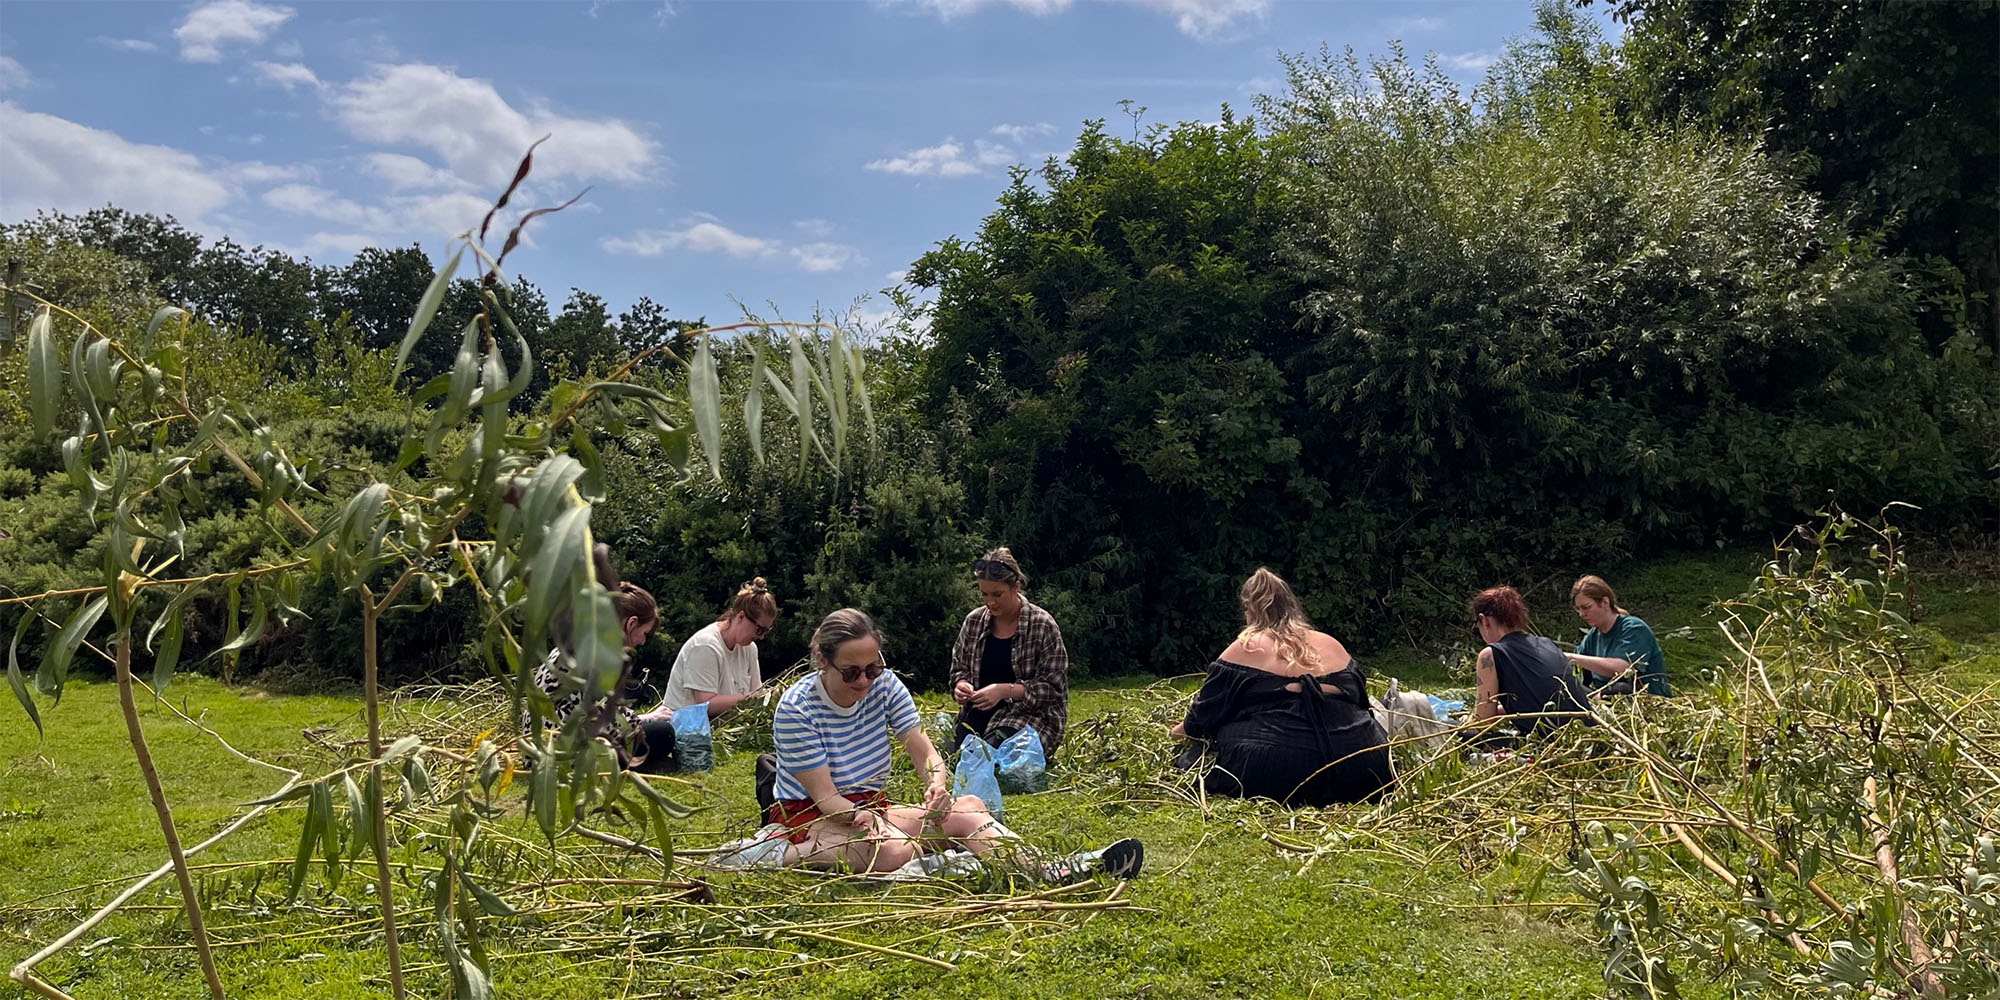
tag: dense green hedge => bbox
[3,8,1993,691]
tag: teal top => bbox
[1577,614,1670,697]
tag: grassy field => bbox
[4,546,1995,999]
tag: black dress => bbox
[954,634,1020,749]
[1180,659,1395,806]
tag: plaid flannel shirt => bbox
[949,599,1070,755]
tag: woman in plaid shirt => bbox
[949,548,1071,756]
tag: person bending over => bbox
[1169,568,1394,806]
[530,544,677,774]
[1566,575,1670,697]
[651,578,778,721]
[765,608,1140,879]
[1470,586,1591,737]
[949,548,1070,756]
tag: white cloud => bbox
[867,137,1020,177]
[1388,15,1444,34]
[0,102,232,224]
[793,217,834,239]
[176,0,294,63]
[262,182,494,240]
[904,0,1072,16]
[885,269,909,283]
[250,60,320,92]
[94,37,160,53]
[1133,0,1267,40]
[603,218,859,272]
[223,160,316,185]
[330,63,657,188]
[791,242,860,273]
[0,57,25,91]
[990,122,1054,143]
[361,152,466,192]
[602,220,778,259]
[1442,51,1497,71]
[262,182,493,238]
[897,0,1265,39]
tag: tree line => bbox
[1,2,1994,688]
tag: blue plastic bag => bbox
[951,735,1003,819]
[994,726,1047,794]
[670,703,714,772]
[1425,694,1466,719]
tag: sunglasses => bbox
[971,558,1019,583]
[743,612,774,639]
[833,657,887,684]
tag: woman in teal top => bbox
[1566,575,1670,696]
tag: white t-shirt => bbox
[654,621,760,714]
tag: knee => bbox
[952,794,988,814]
[868,836,916,871]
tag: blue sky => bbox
[0,0,1582,330]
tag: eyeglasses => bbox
[744,613,774,639]
[834,658,887,684]
[971,558,1019,583]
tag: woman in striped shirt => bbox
[764,608,1140,878]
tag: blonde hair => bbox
[1237,567,1320,671]
[974,547,1027,587]
[811,608,880,668]
[1570,575,1627,615]
[718,577,778,626]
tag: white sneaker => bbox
[710,824,792,868]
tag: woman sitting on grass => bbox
[1169,568,1394,806]
[950,547,1070,756]
[1470,585,1591,738]
[1566,575,1671,697]
[529,544,677,774]
[757,608,1142,878]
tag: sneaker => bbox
[710,824,792,868]
[1037,838,1144,884]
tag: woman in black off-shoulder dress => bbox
[1170,568,1394,806]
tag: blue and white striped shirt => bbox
[771,671,921,802]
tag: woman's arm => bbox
[1176,659,1236,742]
[1566,652,1633,679]
[1010,609,1069,710]
[899,727,952,814]
[792,765,872,826]
[952,608,984,696]
[1473,647,1501,720]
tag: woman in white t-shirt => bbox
[651,578,778,720]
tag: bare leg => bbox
[789,814,920,873]
[933,794,1022,855]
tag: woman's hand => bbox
[968,685,1007,710]
[952,681,975,704]
[922,775,952,816]
[1167,721,1186,742]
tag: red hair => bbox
[1471,586,1529,631]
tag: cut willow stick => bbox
[109,599,226,1000]
[358,587,407,1000]
[1863,776,1944,999]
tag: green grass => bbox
[4,544,1995,999]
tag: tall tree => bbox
[1607,0,2000,352]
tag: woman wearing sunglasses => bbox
[949,547,1071,756]
[649,577,779,721]
[763,609,1140,877]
